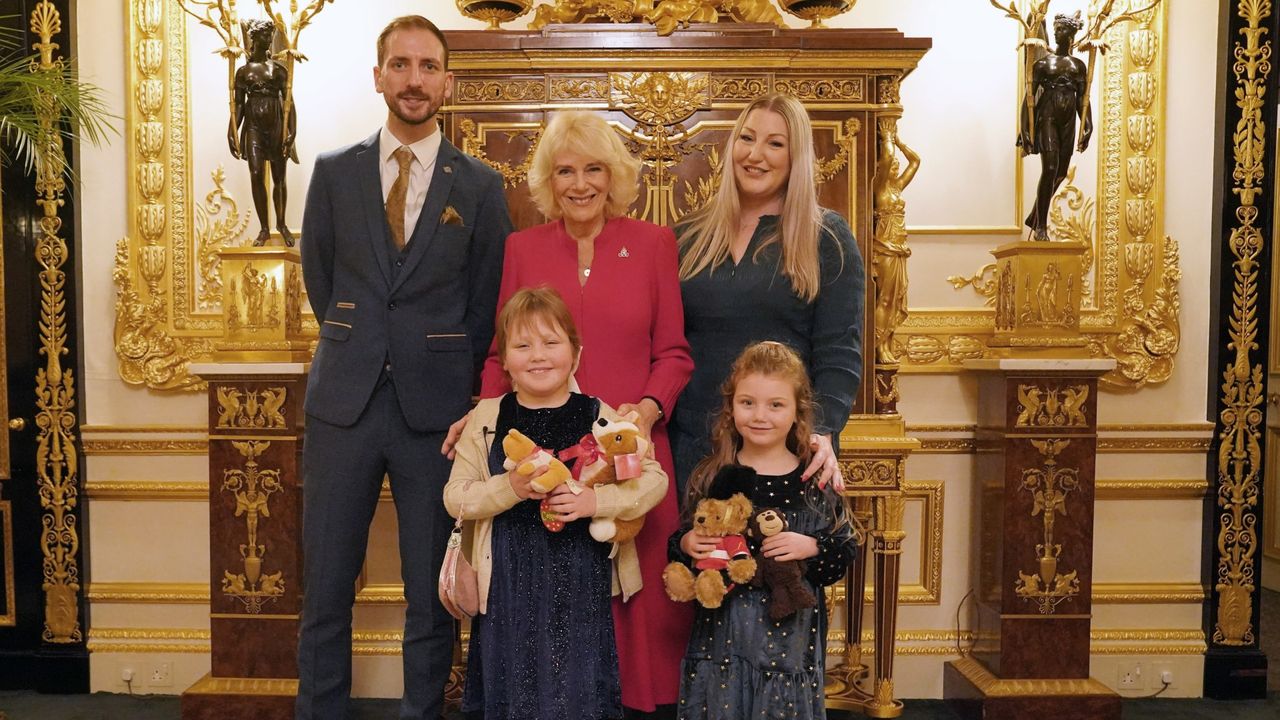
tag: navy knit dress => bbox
[669,465,855,720]
[463,392,621,720]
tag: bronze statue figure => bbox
[230,19,297,247]
[871,116,919,365]
[1021,11,1091,241]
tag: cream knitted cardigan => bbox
[442,395,668,614]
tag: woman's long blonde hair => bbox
[676,93,829,302]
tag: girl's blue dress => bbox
[462,392,621,720]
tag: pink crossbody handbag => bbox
[438,512,478,619]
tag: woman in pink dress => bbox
[449,110,693,717]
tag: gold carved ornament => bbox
[459,118,543,189]
[227,262,281,330]
[195,167,251,310]
[221,440,285,613]
[1211,0,1270,648]
[527,0,786,37]
[1015,382,1089,428]
[216,386,287,429]
[923,3,1179,385]
[1014,438,1080,614]
[116,0,207,391]
[611,72,710,225]
[871,114,918,368]
[26,0,82,644]
[949,167,1095,306]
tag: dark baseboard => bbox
[0,647,90,693]
[1204,648,1269,700]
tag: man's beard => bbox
[387,92,441,127]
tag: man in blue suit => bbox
[297,15,512,720]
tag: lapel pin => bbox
[443,165,453,174]
[618,247,630,258]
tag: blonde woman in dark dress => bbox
[671,92,865,501]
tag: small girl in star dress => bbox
[444,287,668,720]
[669,341,856,720]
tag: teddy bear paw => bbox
[727,557,758,585]
[663,562,696,602]
[695,569,727,609]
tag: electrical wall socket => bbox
[1150,661,1177,689]
[149,661,173,687]
[1117,662,1143,690]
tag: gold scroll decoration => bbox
[459,119,542,189]
[29,0,82,644]
[195,167,250,311]
[1212,0,1269,648]
[916,5,1180,386]
[216,386,287,429]
[221,440,285,613]
[1014,439,1080,614]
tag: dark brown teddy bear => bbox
[747,507,817,621]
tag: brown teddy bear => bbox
[747,508,817,621]
[663,467,758,610]
[573,415,651,545]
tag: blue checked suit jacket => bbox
[301,131,512,432]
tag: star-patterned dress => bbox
[668,465,856,720]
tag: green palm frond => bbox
[0,50,118,176]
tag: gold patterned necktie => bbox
[385,145,414,250]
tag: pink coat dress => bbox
[480,216,695,711]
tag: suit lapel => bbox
[391,137,460,294]
[356,132,393,288]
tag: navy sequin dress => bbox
[669,465,856,720]
[463,393,622,720]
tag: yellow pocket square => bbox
[440,206,464,226]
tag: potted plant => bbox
[0,14,115,177]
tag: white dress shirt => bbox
[378,126,442,246]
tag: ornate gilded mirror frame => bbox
[909,6,1178,390]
